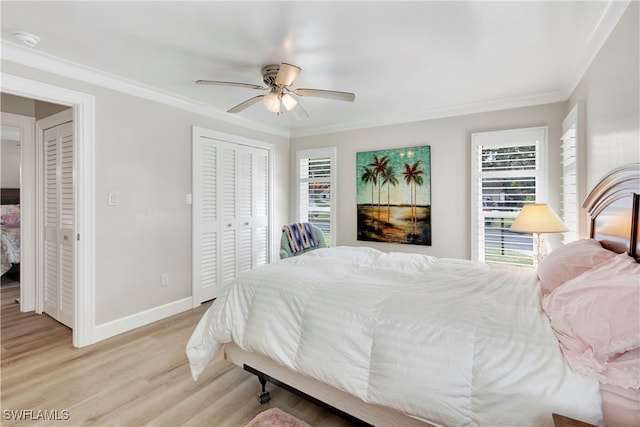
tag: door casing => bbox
[2,73,95,347]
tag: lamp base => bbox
[533,233,549,266]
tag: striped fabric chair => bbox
[279,224,327,259]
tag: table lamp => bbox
[510,203,568,265]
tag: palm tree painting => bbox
[356,146,431,245]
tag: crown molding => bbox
[290,90,568,138]
[0,45,567,140]
[565,0,631,95]
[0,41,290,138]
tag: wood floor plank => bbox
[1,286,356,427]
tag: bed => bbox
[1,188,21,277]
[187,164,640,427]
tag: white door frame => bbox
[2,73,95,347]
[1,112,35,311]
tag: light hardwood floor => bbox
[1,286,355,427]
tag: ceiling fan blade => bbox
[196,80,266,90]
[290,102,309,120]
[227,95,265,113]
[294,88,355,102]
[275,63,301,87]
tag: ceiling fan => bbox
[196,62,356,119]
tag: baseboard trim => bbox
[93,297,193,343]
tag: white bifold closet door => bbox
[43,121,74,328]
[193,131,269,305]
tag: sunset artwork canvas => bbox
[356,145,431,245]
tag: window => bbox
[296,147,336,246]
[471,127,548,266]
[561,124,578,243]
[561,104,584,244]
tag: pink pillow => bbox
[542,253,640,388]
[537,239,616,295]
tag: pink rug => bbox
[245,407,312,427]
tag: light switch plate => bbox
[108,192,117,206]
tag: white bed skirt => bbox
[224,342,433,427]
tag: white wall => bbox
[291,102,566,260]
[1,93,70,119]
[1,139,21,188]
[1,95,30,189]
[1,60,290,325]
[568,1,639,190]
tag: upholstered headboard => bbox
[1,188,20,205]
[582,164,640,261]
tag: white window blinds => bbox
[471,127,548,267]
[296,147,336,246]
[561,104,583,243]
[561,125,578,244]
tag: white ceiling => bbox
[0,1,629,137]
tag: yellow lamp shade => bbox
[510,203,568,234]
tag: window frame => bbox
[470,127,548,265]
[295,147,337,246]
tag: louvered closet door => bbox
[193,129,270,305]
[193,136,220,304]
[220,143,269,284]
[43,121,74,328]
[220,144,238,287]
[252,147,269,268]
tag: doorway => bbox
[1,112,35,308]
[1,73,95,347]
[1,106,74,328]
[0,126,22,292]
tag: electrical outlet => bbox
[161,273,169,287]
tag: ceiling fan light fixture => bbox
[263,90,280,113]
[197,61,355,118]
[281,93,297,111]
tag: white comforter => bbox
[187,247,602,426]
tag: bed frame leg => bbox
[258,375,271,404]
